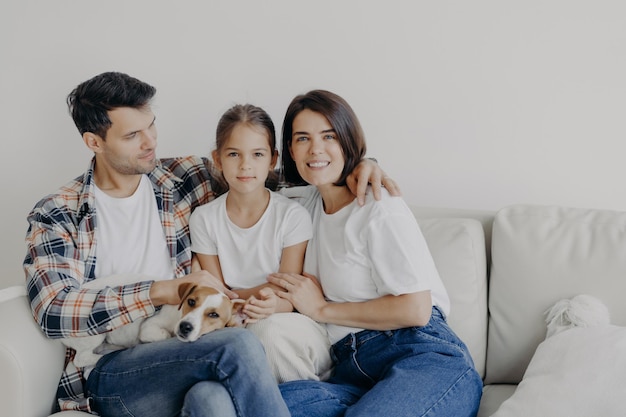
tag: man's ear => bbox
[212,149,222,171]
[83,132,102,154]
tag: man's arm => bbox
[149,270,235,305]
[346,158,401,205]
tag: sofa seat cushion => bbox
[491,325,626,417]
[486,205,626,384]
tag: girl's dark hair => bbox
[67,72,156,139]
[212,103,277,195]
[281,90,366,186]
[215,104,276,153]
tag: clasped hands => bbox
[267,272,327,321]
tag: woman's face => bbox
[289,109,345,187]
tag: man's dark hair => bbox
[66,72,156,139]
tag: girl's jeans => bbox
[86,327,289,417]
[279,307,483,417]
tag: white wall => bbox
[2,1,625,289]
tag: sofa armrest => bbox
[0,286,67,417]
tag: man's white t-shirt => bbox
[94,174,174,280]
[189,190,312,289]
[282,186,450,344]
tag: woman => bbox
[269,90,483,417]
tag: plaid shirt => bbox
[23,156,218,413]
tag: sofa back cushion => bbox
[415,214,489,378]
[485,204,626,384]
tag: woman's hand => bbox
[268,272,327,321]
[346,159,401,205]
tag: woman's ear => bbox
[288,142,295,160]
[212,149,222,171]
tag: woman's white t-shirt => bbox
[281,186,450,344]
[189,190,312,289]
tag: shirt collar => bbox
[76,157,183,217]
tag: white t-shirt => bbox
[284,186,450,344]
[189,190,312,289]
[94,175,174,280]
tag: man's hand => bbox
[346,159,401,205]
[149,270,238,306]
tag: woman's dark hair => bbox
[67,72,156,139]
[281,90,366,186]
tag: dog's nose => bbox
[178,321,193,337]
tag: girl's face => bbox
[289,109,345,187]
[213,123,277,195]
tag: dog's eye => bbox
[187,299,196,307]
[207,312,219,319]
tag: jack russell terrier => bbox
[62,275,246,368]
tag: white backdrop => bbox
[2,0,625,289]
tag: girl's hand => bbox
[268,272,327,321]
[242,287,278,324]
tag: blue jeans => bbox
[86,327,289,417]
[279,308,483,417]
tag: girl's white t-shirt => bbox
[189,190,312,289]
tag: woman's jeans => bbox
[86,327,289,417]
[279,307,483,417]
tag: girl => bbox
[189,103,332,382]
[268,90,483,417]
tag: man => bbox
[24,71,397,416]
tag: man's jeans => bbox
[86,328,289,417]
[279,307,483,417]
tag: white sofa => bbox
[2,203,625,417]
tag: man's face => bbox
[97,106,158,175]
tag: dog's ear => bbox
[227,299,248,327]
[177,283,197,310]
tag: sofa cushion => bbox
[486,205,626,384]
[491,325,626,417]
[417,217,488,378]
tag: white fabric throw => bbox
[492,295,625,417]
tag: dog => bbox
[62,275,246,367]
[175,284,247,341]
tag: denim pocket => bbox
[390,314,465,354]
[91,395,134,417]
[408,315,476,367]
